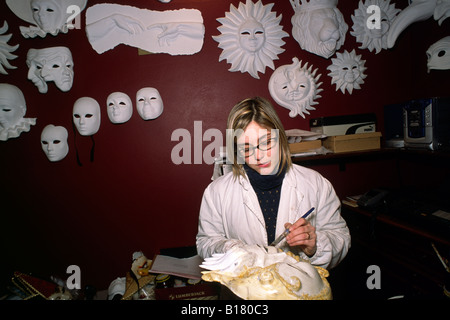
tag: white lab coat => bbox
[196,164,351,269]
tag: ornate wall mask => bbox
[327,49,367,94]
[26,47,74,94]
[351,0,400,54]
[213,0,289,79]
[268,57,323,118]
[426,36,450,73]
[290,0,348,59]
[0,83,36,141]
[6,0,87,38]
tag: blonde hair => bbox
[226,97,292,177]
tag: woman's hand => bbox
[285,218,317,257]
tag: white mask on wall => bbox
[0,83,36,141]
[107,92,133,124]
[213,0,289,79]
[136,88,164,120]
[268,57,323,118]
[6,0,88,38]
[290,0,348,59]
[327,49,367,94]
[426,36,450,73]
[350,0,400,54]
[26,47,74,93]
[41,124,69,162]
[73,97,101,136]
[0,21,19,75]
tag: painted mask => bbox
[41,124,69,162]
[107,92,133,124]
[73,97,101,136]
[136,87,164,120]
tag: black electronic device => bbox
[357,188,389,208]
[403,97,450,150]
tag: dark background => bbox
[1,0,448,291]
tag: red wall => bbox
[1,0,448,289]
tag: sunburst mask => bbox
[213,0,289,79]
[268,57,323,118]
[327,49,367,94]
[350,0,400,54]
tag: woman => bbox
[196,97,350,269]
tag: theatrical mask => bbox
[73,97,101,136]
[106,92,133,124]
[0,83,36,141]
[268,57,323,118]
[5,0,88,38]
[136,88,164,120]
[213,0,289,79]
[26,47,74,93]
[426,36,450,73]
[290,0,348,59]
[41,124,69,162]
[201,245,332,300]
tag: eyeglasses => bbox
[237,136,278,158]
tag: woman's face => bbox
[236,121,280,175]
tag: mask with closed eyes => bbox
[136,87,164,120]
[106,92,133,124]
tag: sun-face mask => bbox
[106,92,133,124]
[26,47,74,93]
[41,124,69,162]
[136,87,164,120]
[268,57,323,118]
[0,83,36,141]
[213,0,289,79]
[72,97,101,136]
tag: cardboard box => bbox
[289,139,322,154]
[323,132,381,153]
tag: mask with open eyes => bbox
[41,124,69,162]
[72,97,101,136]
[26,46,74,93]
[136,87,164,120]
[426,36,450,73]
[106,92,133,124]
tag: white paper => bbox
[285,129,327,143]
[149,255,203,279]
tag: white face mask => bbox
[30,0,66,34]
[136,87,164,120]
[0,83,26,129]
[26,47,74,93]
[106,92,133,124]
[41,124,69,162]
[427,36,450,73]
[73,97,101,136]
